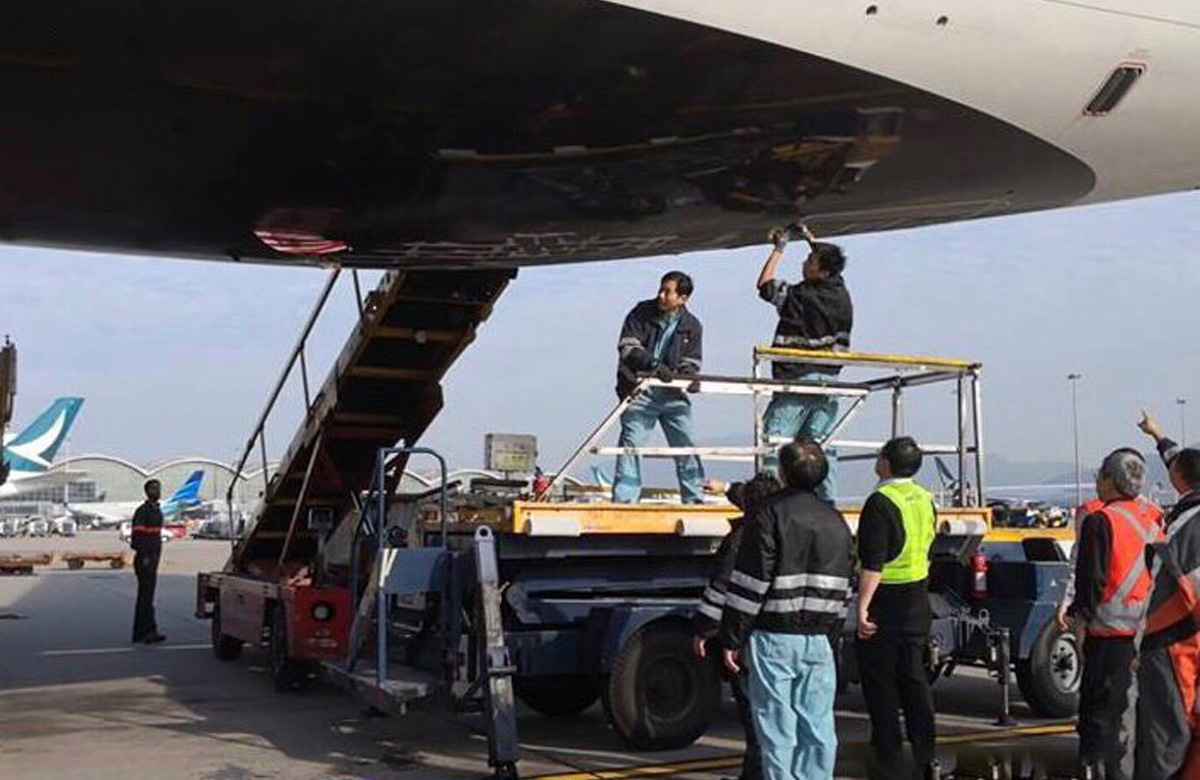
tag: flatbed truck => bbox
[195,270,1078,778]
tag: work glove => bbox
[768,226,789,252]
[653,363,675,382]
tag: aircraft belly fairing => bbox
[0,0,1094,266]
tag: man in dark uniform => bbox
[130,479,166,644]
[756,228,853,503]
[720,440,853,780]
[693,473,782,780]
[612,271,704,503]
[856,437,939,780]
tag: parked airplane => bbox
[0,2,1196,268]
[69,470,207,529]
[0,398,85,499]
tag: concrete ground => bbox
[0,533,1079,780]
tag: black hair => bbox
[779,437,829,491]
[661,270,694,297]
[880,436,923,478]
[1171,448,1200,490]
[739,472,782,515]
[143,479,161,494]
[810,243,846,276]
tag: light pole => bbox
[1176,397,1188,445]
[1068,374,1083,507]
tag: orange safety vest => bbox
[1075,498,1105,526]
[1090,498,1164,637]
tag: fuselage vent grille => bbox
[1084,64,1145,116]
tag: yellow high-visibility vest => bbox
[876,479,935,584]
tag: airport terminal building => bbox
[0,454,274,518]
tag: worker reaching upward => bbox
[757,226,853,504]
[1133,411,1200,780]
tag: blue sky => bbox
[3,191,1198,491]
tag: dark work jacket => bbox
[695,517,746,642]
[615,300,703,399]
[759,276,853,379]
[130,501,164,554]
[720,487,853,650]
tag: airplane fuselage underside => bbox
[2,0,1188,268]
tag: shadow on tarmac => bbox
[0,565,1082,780]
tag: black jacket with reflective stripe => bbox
[694,518,745,641]
[615,300,703,399]
[719,487,853,650]
[759,277,853,380]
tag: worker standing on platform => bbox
[756,226,853,504]
[130,479,166,644]
[855,437,940,780]
[694,473,782,780]
[613,271,704,504]
[1068,449,1162,780]
[720,439,853,780]
[1132,411,1200,780]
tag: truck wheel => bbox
[515,675,600,716]
[270,604,313,692]
[109,558,124,570]
[1015,618,1080,718]
[604,623,720,750]
[67,559,83,570]
[210,602,243,661]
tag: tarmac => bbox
[1,533,1080,780]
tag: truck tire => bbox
[1015,618,1080,718]
[66,559,83,570]
[604,622,720,750]
[210,602,243,662]
[270,603,313,692]
[515,675,601,716]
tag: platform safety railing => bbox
[541,348,985,507]
[225,268,371,545]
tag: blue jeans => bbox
[612,391,704,504]
[747,632,838,780]
[762,388,838,504]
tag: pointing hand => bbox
[1139,409,1166,442]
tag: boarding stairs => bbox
[226,268,514,572]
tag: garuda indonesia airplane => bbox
[0,0,1193,267]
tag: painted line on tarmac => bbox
[523,755,744,780]
[936,722,1076,744]
[523,722,1077,780]
[42,643,210,656]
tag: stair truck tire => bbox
[603,622,721,750]
[515,675,601,716]
[1015,617,1081,718]
[210,602,243,662]
[270,602,313,691]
